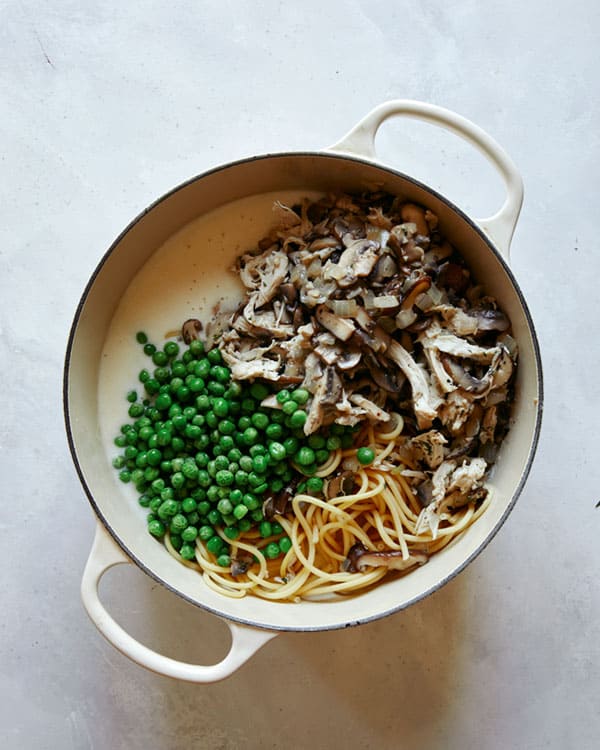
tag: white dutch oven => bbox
[64,100,543,682]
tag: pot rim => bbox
[64,149,544,631]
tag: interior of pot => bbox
[65,153,542,631]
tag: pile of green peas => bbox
[111,332,360,569]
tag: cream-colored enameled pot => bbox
[64,101,543,682]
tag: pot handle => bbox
[81,523,277,683]
[328,100,523,260]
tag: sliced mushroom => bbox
[181,318,203,344]
[342,542,428,573]
[230,553,254,577]
[440,354,491,396]
[315,304,356,341]
[326,471,358,499]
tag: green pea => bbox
[198,525,214,541]
[326,435,342,451]
[251,412,269,430]
[118,469,131,483]
[307,434,326,450]
[242,493,260,511]
[164,341,180,358]
[148,519,165,537]
[154,366,170,383]
[189,340,205,357]
[233,504,249,520]
[188,377,205,393]
[357,446,375,465]
[128,403,144,418]
[289,410,307,429]
[216,470,234,488]
[181,497,197,513]
[315,449,330,465]
[206,535,224,554]
[211,365,230,383]
[291,388,309,405]
[206,348,223,365]
[250,382,270,400]
[143,343,156,357]
[242,427,259,446]
[218,419,235,436]
[158,499,179,519]
[197,501,211,516]
[223,525,239,540]
[268,442,286,462]
[306,476,324,494]
[270,478,284,493]
[181,526,198,542]
[259,521,273,538]
[219,435,235,452]
[252,454,269,474]
[265,423,283,440]
[281,399,298,415]
[295,447,315,466]
[279,536,292,554]
[207,381,226,397]
[136,331,148,344]
[179,543,196,560]
[216,553,231,567]
[214,455,229,471]
[213,397,229,417]
[263,542,280,559]
[170,514,188,534]
[152,350,168,366]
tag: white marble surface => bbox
[2,1,599,748]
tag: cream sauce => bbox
[98,190,323,466]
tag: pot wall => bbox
[65,153,542,631]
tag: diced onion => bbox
[328,299,358,317]
[373,295,400,309]
[415,291,435,311]
[395,308,417,329]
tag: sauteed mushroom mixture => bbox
[111,191,518,594]
[212,192,517,537]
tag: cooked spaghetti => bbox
[163,413,492,601]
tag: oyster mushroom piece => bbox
[342,542,428,573]
[440,354,492,396]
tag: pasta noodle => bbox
[164,413,492,601]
